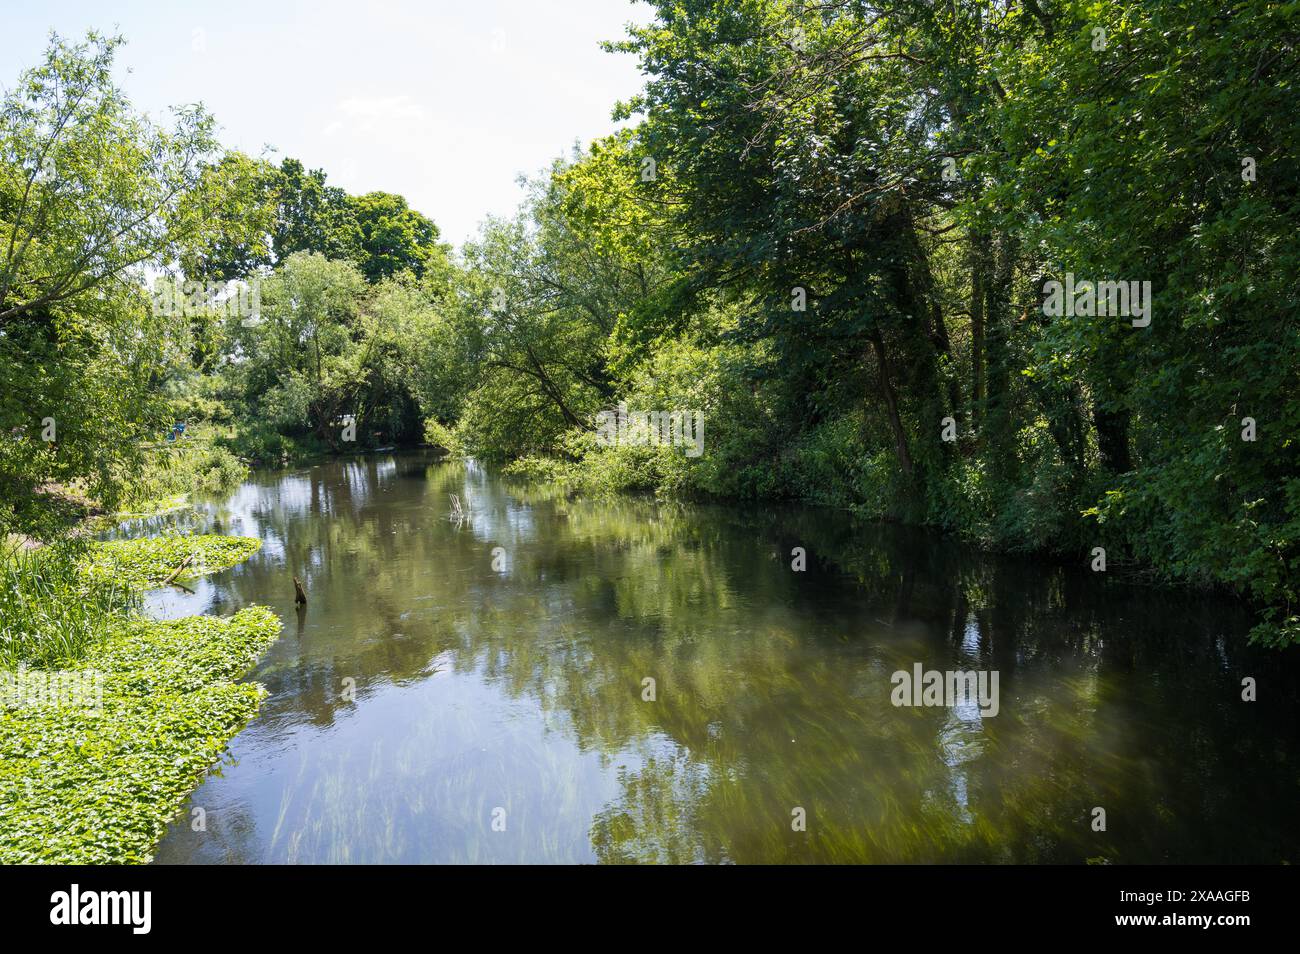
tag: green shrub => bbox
[218,418,324,465]
[123,428,250,513]
[423,418,463,456]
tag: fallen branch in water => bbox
[159,555,193,588]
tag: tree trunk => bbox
[1093,404,1134,474]
[901,210,962,419]
[525,345,582,428]
[969,231,989,432]
[982,231,1017,478]
[1025,374,1088,476]
[869,331,914,477]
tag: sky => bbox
[0,0,650,246]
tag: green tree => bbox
[0,32,232,533]
[348,191,445,282]
[273,157,360,265]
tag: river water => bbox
[132,451,1297,863]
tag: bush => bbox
[423,418,463,456]
[123,427,250,513]
[218,419,324,466]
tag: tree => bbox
[349,191,445,282]
[0,32,229,324]
[0,32,233,533]
[273,157,360,265]
[224,252,367,449]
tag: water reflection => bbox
[144,452,1300,864]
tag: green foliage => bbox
[210,254,462,461]
[0,32,241,535]
[0,529,277,862]
[971,0,1300,639]
[423,417,463,456]
[349,191,445,282]
[180,156,451,285]
[0,605,281,863]
[83,534,261,589]
[220,417,326,465]
[122,430,249,512]
[0,542,138,668]
[579,0,1300,644]
[2,11,1296,644]
[272,157,361,266]
[0,32,229,324]
[501,453,573,484]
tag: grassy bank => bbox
[3,428,251,547]
[0,535,280,863]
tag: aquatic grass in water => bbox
[0,534,260,670]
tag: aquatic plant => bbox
[0,606,282,863]
[0,543,138,669]
[83,534,261,589]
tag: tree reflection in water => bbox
[145,452,1300,864]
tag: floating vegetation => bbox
[0,607,282,863]
[0,532,281,863]
[83,534,261,589]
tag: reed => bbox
[0,543,138,669]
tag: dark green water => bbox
[135,451,1297,864]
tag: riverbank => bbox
[4,426,251,555]
[497,441,1299,649]
[0,534,281,863]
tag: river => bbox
[120,450,1297,863]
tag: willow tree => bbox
[0,32,239,534]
